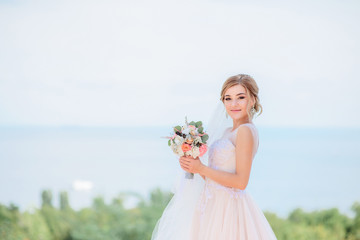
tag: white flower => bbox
[191,146,200,158]
[170,142,177,152]
[176,144,184,156]
[194,136,202,143]
[174,135,183,145]
[182,127,190,135]
[170,142,184,156]
[181,125,192,135]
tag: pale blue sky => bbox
[0,0,359,127]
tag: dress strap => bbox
[228,123,259,152]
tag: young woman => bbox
[152,74,277,240]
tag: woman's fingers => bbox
[179,157,188,163]
[180,164,186,170]
[179,157,190,164]
[179,159,191,172]
[180,159,190,167]
[179,156,198,173]
[179,158,188,164]
[180,156,190,161]
[180,164,190,172]
[180,164,189,171]
[179,157,188,169]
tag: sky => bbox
[0,0,359,128]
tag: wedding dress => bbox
[189,123,277,239]
[151,102,277,240]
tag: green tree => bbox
[41,205,71,240]
[60,191,71,211]
[348,201,360,240]
[42,189,53,208]
[22,208,53,240]
[1,187,359,240]
[0,203,27,239]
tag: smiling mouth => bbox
[231,110,241,111]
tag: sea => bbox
[0,125,359,218]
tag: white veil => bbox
[151,101,233,240]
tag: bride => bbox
[151,74,277,240]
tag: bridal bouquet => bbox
[165,116,209,179]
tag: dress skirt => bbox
[189,179,277,240]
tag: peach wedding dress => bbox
[189,123,277,240]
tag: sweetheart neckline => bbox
[211,137,259,156]
[212,138,236,149]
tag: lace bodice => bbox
[198,123,260,220]
[207,122,259,177]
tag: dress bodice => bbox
[197,123,260,219]
[207,123,259,177]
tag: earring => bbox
[251,107,256,115]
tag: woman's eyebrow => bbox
[225,93,245,97]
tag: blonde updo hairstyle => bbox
[220,74,263,120]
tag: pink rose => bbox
[189,125,196,130]
[181,143,192,152]
[199,144,208,157]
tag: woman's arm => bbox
[198,125,255,190]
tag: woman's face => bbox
[223,84,252,121]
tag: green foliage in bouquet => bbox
[167,119,209,147]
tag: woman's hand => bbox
[179,155,204,174]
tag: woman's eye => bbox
[225,97,245,101]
